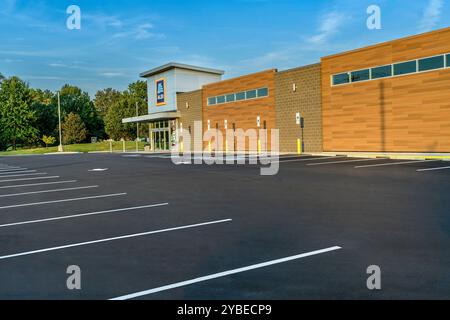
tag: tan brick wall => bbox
[177,90,203,149]
[321,27,450,152]
[275,64,323,153]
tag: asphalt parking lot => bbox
[0,153,449,300]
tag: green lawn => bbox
[0,141,148,156]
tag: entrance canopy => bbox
[122,111,181,124]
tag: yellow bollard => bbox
[258,139,261,154]
[180,141,184,153]
[225,140,228,153]
[297,139,302,155]
[208,141,212,153]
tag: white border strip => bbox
[0,218,232,260]
[110,246,342,300]
[0,203,169,228]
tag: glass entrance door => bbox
[150,120,171,151]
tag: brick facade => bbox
[275,63,323,153]
[202,69,277,151]
[177,90,203,150]
[321,27,450,152]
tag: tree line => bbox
[0,74,148,151]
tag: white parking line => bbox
[417,166,450,172]
[0,170,36,175]
[0,176,60,183]
[355,160,440,169]
[0,193,127,210]
[0,218,232,260]
[145,155,172,159]
[0,185,99,198]
[307,158,382,166]
[0,168,29,173]
[0,180,77,190]
[110,246,342,300]
[0,172,47,178]
[0,203,169,228]
[274,156,348,164]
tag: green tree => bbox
[62,112,87,145]
[0,76,38,150]
[94,88,121,118]
[128,80,148,115]
[102,80,148,141]
[42,135,56,148]
[55,85,104,140]
[31,89,58,140]
[105,92,136,140]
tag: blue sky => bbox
[0,0,448,97]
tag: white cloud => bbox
[308,11,346,44]
[83,13,124,29]
[49,63,67,68]
[112,23,164,40]
[23,75,64,80]
[99,72,125,77]
[418,0,443,32]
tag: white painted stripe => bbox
[274,156,348,164]
[0,176,60,183]
[0,218,232,260]
[0,185,99,198]
[355,160,440,169]
[0,168,29,173]
[307,158,382,166]
[0,170,36,175]
[0,203,169,228]
[417,166,450,172]
[0,180,77,190]
[110,246,342,300]
[145,155,172,159]
[0,193,127,210]
[0,172,47,178]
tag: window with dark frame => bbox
[332,73,350,85]
[418,55,444,72]
[371,65,392,79]
[393,61,417,76]
[351,69,370,82]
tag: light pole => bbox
[57,91,64,152]
[136,102,139,152]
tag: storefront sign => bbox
[156,78,166,106]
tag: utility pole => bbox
[57,91,64,152]
[136,102,139,152]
